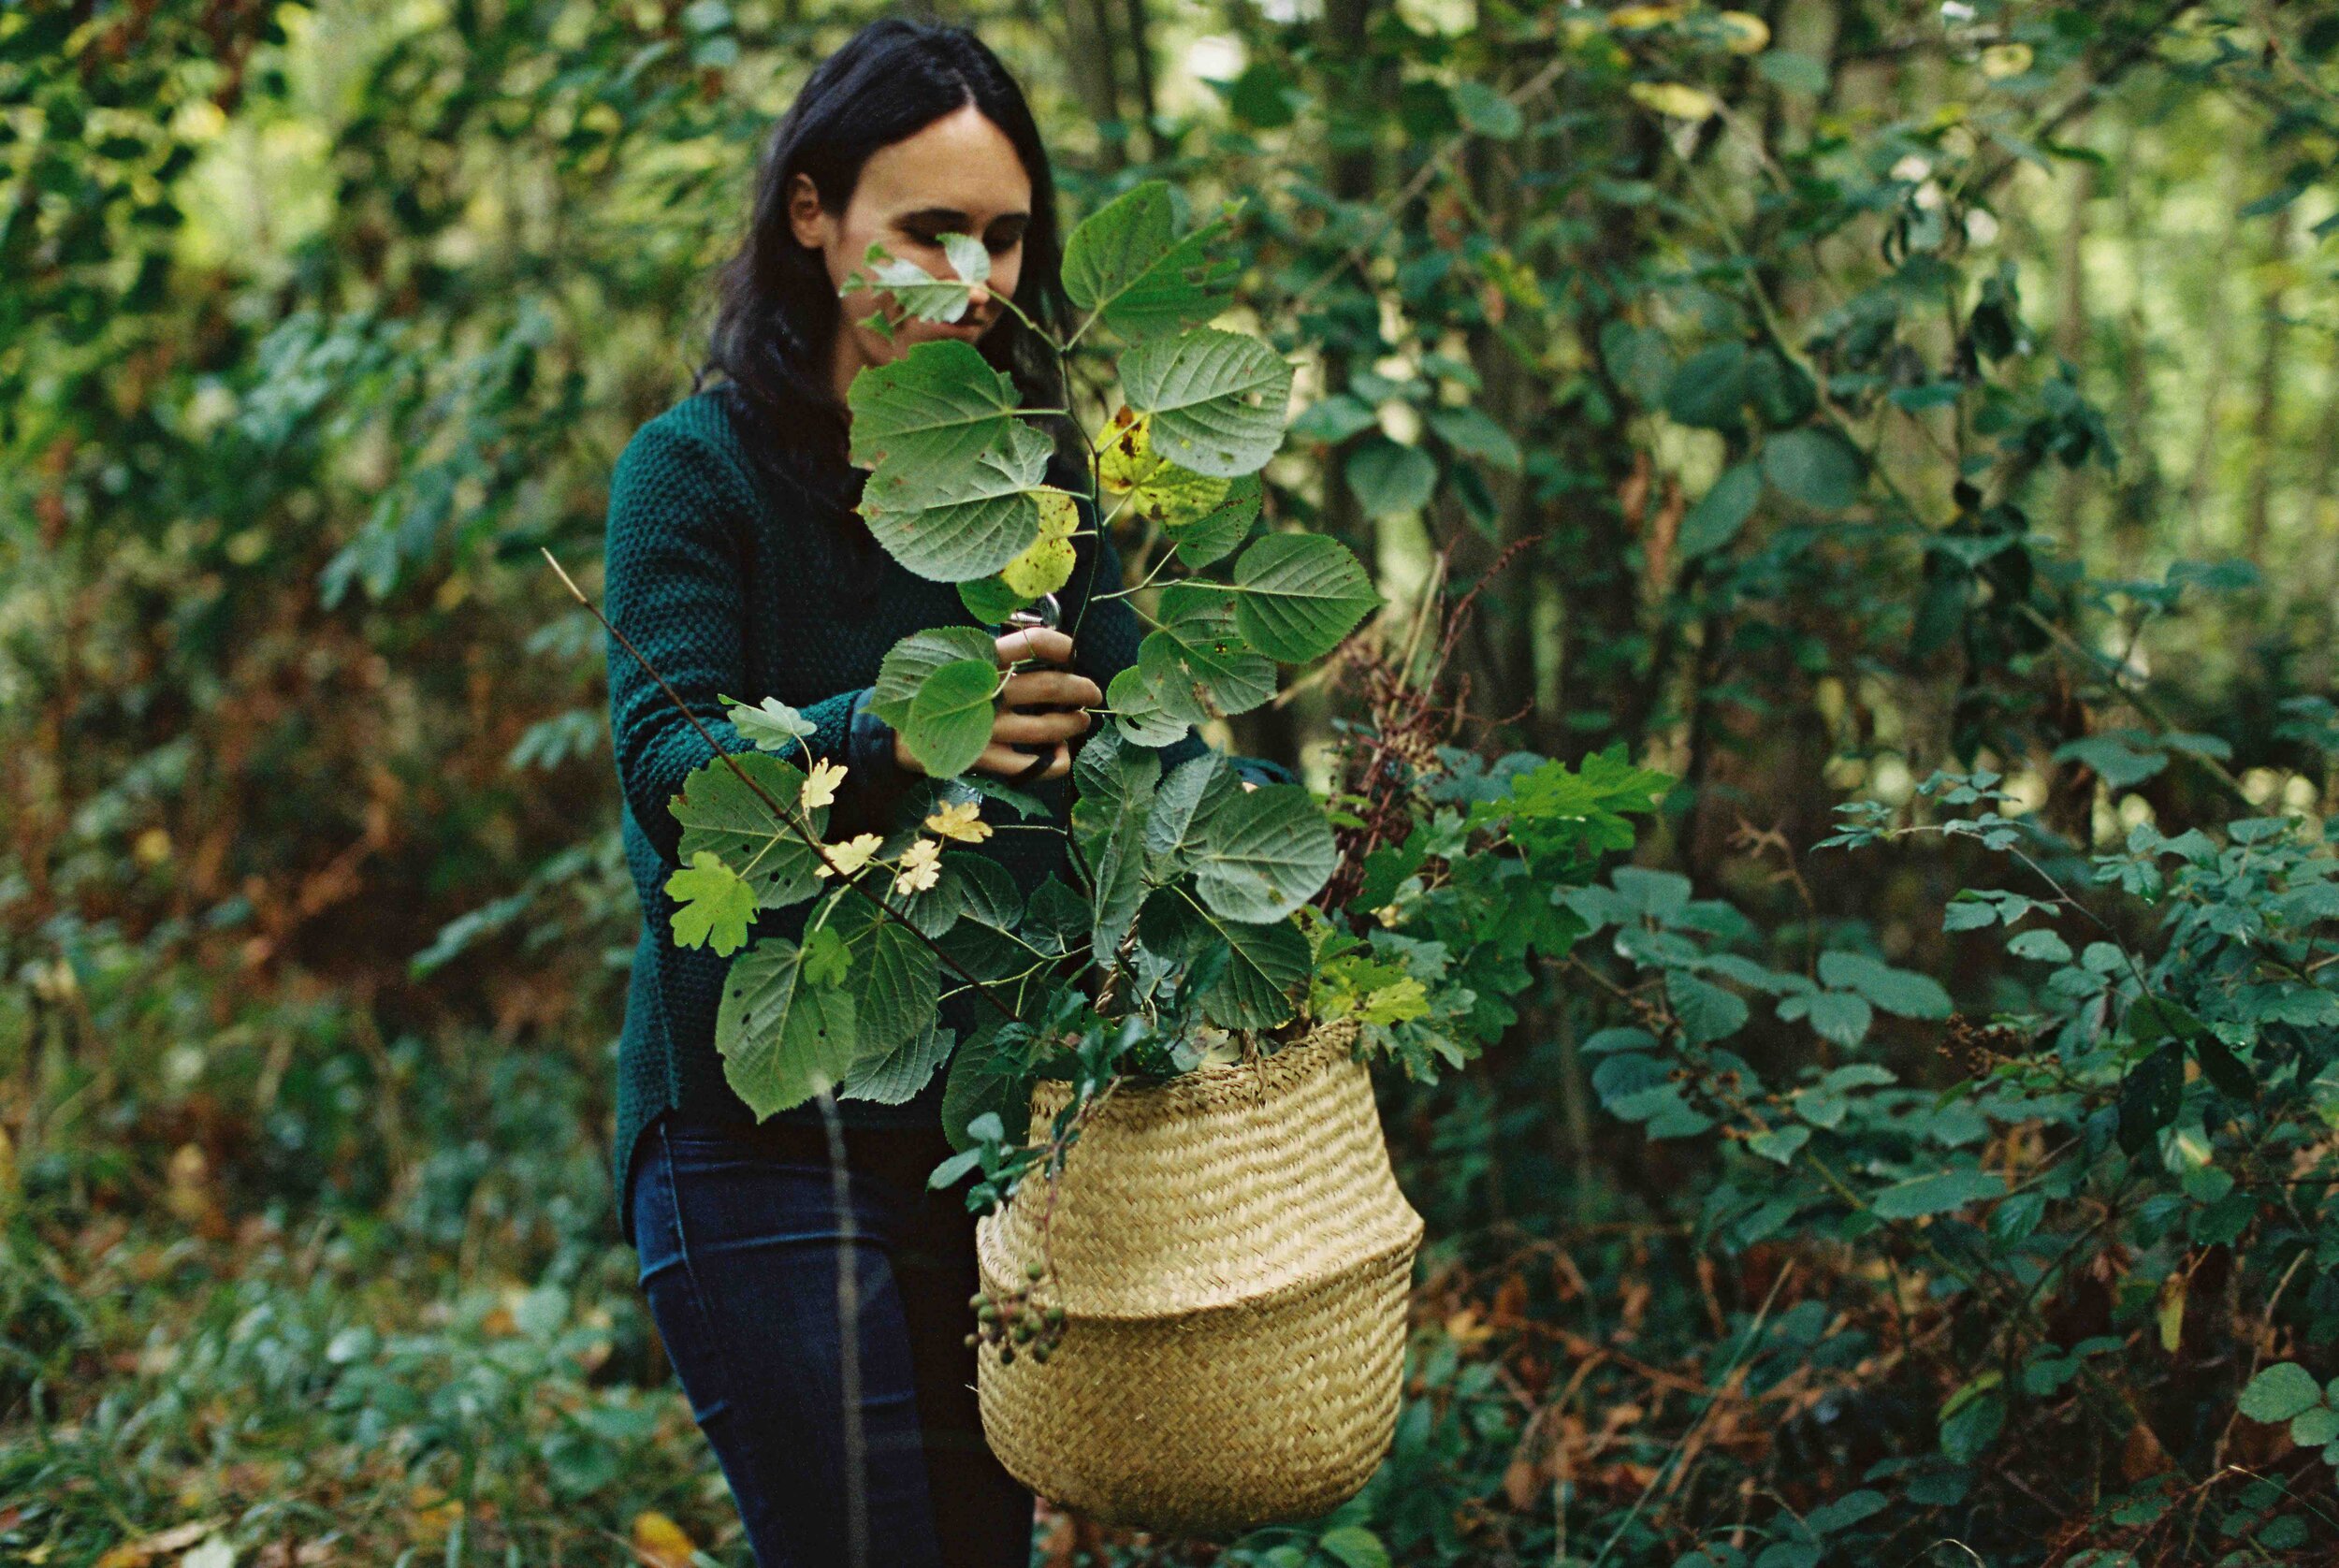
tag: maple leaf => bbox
[665,850,757,955]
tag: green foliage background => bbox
[7,0,2339,1563]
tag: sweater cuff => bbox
[837,689,912,835]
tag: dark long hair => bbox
[698,20,1069,486]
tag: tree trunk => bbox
[2242,204,2291,564]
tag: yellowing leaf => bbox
[665,850,757,956]
[894,837,943,896]
[2157,1271,2186,1353]
[631,1511,697,1568]
[801,760,847,812]
[1716,11,1769,52]
[1627,81,1722,120]
[815,832,883,879]
[1980,42,2033,79]
[1000,534,1075,598]
[1097,409,1231,526]
[1359,977,1431,1024]
[924,800,994,844]
[1609,3,1685,26]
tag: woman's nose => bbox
[965,280,992,312]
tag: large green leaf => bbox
[1062,181,1236,342]
[1193,905,1308,1028]
[1072,730,1158,957]
[901,657,998,777]
[1167,472,1261,567]
[1107,663,1192,747]
[847,339,1023,482]
[832,900,940,1060]
[715,936,859,1118]
[840,1019,955,1106]
[861,422,1052,581]
[671,752,828,910]
[1141,582,1275,719]
[1344,437,1438,517]
[1117,328,1293,478]
[850,233,989,325]
[1226,533,1379,662]
[1188,783,1337,923]
[1144,750,1241,875]
[872,627,997,729]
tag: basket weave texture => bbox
[974,1021,1424,1536]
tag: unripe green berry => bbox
[967,1292,987,1311]
[1025,1262,1045,1282]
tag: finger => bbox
[992,709,1091,746]
[998,671,1102,710]
[971,742,1068,779]
[995,627,1074,669]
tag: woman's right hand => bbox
[890,626,1099,782]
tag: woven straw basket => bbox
[974,1021,1424,1536]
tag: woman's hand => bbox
[891,626,1098,781]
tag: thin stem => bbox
[543,549,1018,1022]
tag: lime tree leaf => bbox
[840,1019,955,1106]
[873,627,998,729]
[1228,532,1379,662]
[666,850,757,956]
[861,424,1052,581]
[1073,730,1157,955]
[848,340,1024,485]
[1426,405,1521,472]
[959,573,1031,622]
[2238,1363,2325,1425]
[1870,1168,2008,1220]
[1763,428,1865,511]
[1817,951,1953,1018]
[1678,462,1761,556]
[671,752,826,910]
[849,233,989,325]
[715,936,860,1118]
[1345,437,1438,517]
[902,657,999,777]
[724,694,816,751]
[1197,907,1308,1028]
[1144,750,1241,876]
[998,488,1079,597]
[1189,782,1338,923]
[1118,328,1293,478]
[1062,181,1237,342]
[1107,663,1192,747]
[1142,582,1275,719]
[1167,472,1262,567]
[831,899,940,1060]
[1097,409,1232,525]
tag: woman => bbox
[602,20,1270,1567]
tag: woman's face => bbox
[790,103,1033,395]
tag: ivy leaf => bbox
[840,1019,955,1106]
[1870,1168,2008,1220]
[671,752,827,910]
[1228,533,1379,662]
[665,850,758,956]
[1140,583,1276,719]
[724,694,816,751]
[873,627,999,730]
[1762,428,1865,511]
[1678,462,1761,556]
[901,658,999,777]
[1817,951,1953,1018]
[1118,328,1293,478]
[1167,472,1263,567]
[2238,1363,2324,1425]
[1188,783,1338,924]
[715,936,859,1118]
[1344,437,1439,517]
[1062,181,1236,343]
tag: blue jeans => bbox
[631,1114,1033,1568]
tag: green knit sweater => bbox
[603,389,1233,1238]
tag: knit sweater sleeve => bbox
[603,420,873,865]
